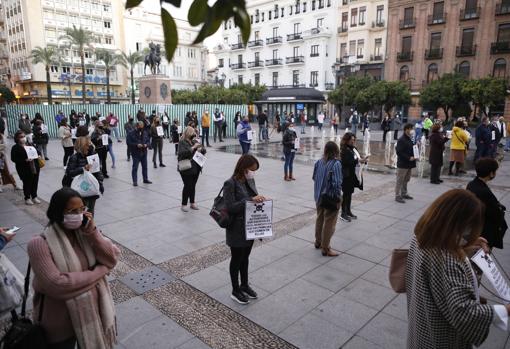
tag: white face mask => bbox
[409,131,415,137]
[289,127,295,132]
[19,137,27,144]
[245,170,256,180]
[63,213,83,230]
[439,127,444,132]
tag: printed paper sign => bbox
[163,116,169,123]
[99,116,106,122]
[192,151,206,167]
[101,134,109,146]
[71,128,77,139]
[177,126,182,134]
[158,105,165,114]
[446,130,452,139]
[294,138,300,150]
[413,145,420,159]
[24,146,39,160]
[79,120,85,126]
[247,130,253,141]
[156,126,164,137]
[245,200,273,240]
[41,124,48,134]
[86,154,100,173]
[109,118,116,126]
[492,130,496,141]
[471,249,510,302]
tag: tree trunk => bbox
[80,51,86,104]
[106,67,111,104]
[130,68,135,104]
[45,65,52,105]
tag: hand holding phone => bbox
[0,226,20,242]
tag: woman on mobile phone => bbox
[27,187,119,349]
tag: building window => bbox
[281,7,284,16]
[374,38,382,57]
[349,40,356,56]
[262,12,265,21]
[461,28,475,52]
[273,27,279,37]
[430,32,442,50]
[303,2,307,12]
[432,1,445,22]
[399,66,409,81]
[464,0,478,17]
[357,39,364,58]
[50,65,58,72]
[218,58,224,67]
[290,4,293,15]
[341,12,348,30]
[493,58,507,78]
[427,63,438,82]
[269,10,272,20]
[340,43,347,58]
[255,31,260,40]
[359,7,366,25]
[293,70,300,86]
[317,18,323,27]
[238,75,243,84]
[62,66,71,73]
[274,4,279,18]
[296,1,301,14]
[312,0,316,10]
[273,49,278,59]
[402,36,412,53]
[136,42,142,51]
[351,8,358,27]
[104,21,111,28]
[294,23,300,34]
[311,45,319,56]
[310,71,318,86]
[293,46,299,56]
[376,5,384,24]
[404,7,414,25]
[86,68,93,75]
[497,23,510,42]
[458,61,470,77]
[237,54,243,64]
[272,71,278,87]
[319,0,324,9]
[105,37,112,44]
[255,73,260,85]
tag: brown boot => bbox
[284,173,290,181]
[289,172,296,180]
[321,248,339,257]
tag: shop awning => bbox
[255,87,326,104]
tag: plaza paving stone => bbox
[0,133,509,348]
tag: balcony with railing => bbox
[397,51,414,62]
[265,58,283,66]
[370,54,383,61]
[266,36,283,45]
[325,83,335,90]
[248,40,264,48]
[399,18,416,29]
[428,13,447,25]
[287,33,303,41]
[425,48,443,60]
[248,60,264,68]
[230,43,245,50]
[286,56,305,64]
[310,52,319,57]
[229,62,246,69]
[337,26,348,34]
[371,20,385,29]
[491,41,510,54]
[311,27,325,35]
[0,32,6,43]
[460,7,481,20]
[456,45,477,57]
[309,83,319,88]
[496,2,510,15]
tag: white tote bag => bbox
[71,171,100,197]
[0,254,24,317]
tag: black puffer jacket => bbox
[396,134,416,169]
[65,146,104,196]
[282,128,297,153]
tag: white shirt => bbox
[317,113,324,123]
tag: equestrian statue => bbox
[144,42,162,75]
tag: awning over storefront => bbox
[255,87,326,104]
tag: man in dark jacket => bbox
[474,117,491,161]
[467,158,507,249]
[489,117,502,158]
[395,123,416,203]
[126,121,152,186]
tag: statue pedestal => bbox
[138,75,172,104]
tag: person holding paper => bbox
[10,130,41,205]
[395,124,416,204]
[170,119,181,155]
[126,122,152,187]
[340,132,366,221]
[91,121,110,178]
[428,124,449,184]
[150,117,166,168]
[223,154,265,304]
[162,111,170,139]
[467,158,508,249]
[406,189,509,349]
[236,116,252,155]
[32,119,49,161]
[124,116,136,161]
[102,120,116,170]
[282,121,297,181]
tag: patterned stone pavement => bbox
[0,132,509,348]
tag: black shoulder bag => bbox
[1,263,47,349]
[210,186,233,228]
[318,160,341,211]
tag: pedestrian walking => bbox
[474,117,491,161]
[178,126,206,212]
[234,111,241,132]
[317,111,325,131]
[236,116,252,154]
[395,124,416,203]
[449,120,470,176]
[282,122,297,181]
[466,158,508,249]
[102,120,116,169]
[391,113,402,141]
[405,189,508,349]
[150,116,165,168]
[340,132,366,221]
[126,122,152,186]
[428,124,448,184]
[59,119,74,169]
[106,112,121,143]
[162,111,170,139]
[201,110,211,147]
[349,110,360,135]
[258,111,268,142]
[91,121,109,178]
[33,119,49,160]
[27,187,119,349]
[11,130,41,205]
[381,115,391,143]
[223,154,265,304]
[213,108,224,142]
[489,117,501,158]
[313,141,342,257]
[124,115,135,161]
[170,119,181,154]
[65,130,104,215]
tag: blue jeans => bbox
[111,126,120,141]
[107,143,116,167]
[301,124,306,134]
[240,141,251,154]
[131,151,148,184]
[351,124,358,135]
[259,126,267,141]
[505,138,510,151]
[284,150,295,174]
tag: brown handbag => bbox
[389,249,408,293]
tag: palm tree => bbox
[59,25,94,104]
[120,51,144,104]
[30,46,58,105]
[95,49,124,104]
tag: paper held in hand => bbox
[294,138,300,150]
[86,154,100,173]
[471,249,510,302]
[245,200,273,240]
[24,146,39,160]
[158,105,165,114]
[99,116,106,122]
[101,134,109,146]
[192,151,206,168]
[492,130,496,141]
[109,118,116,126]
[71,128,77,139]
[41,124,48,134]
[247,130,253,141]
[177,126,182,134]
[163,116,169,123]
[413,145,420,160]
[156,126,164,137]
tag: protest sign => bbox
[413,145,420,159]
[294,138,300,150]
[101,134,109,146]
[192,151,206,168]
[247,130,253,141]
[86,154,100,173]
[245,200,273,240]
[471,249,510,302]
[156,126,164,137]
[24,146,39,160]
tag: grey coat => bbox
[223,177,257,248]
[405,238,494,349]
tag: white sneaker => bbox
[181,206,189,212]
[25,199,34,205]
[32,197,41,204]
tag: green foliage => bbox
[125,0,250,62]
[95,49,124,104]
[420,73,466,121]
[120,51,144,104]
[328,76,375,107]
[379,81,412,115]
[30,46,58,104]
[172,84,266,105]
[0,85,15,103]
[461,77,507,117]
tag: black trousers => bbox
[63,146,74,166]
[96,147,108,176]
[393,130,399,140]
[127,145,131,160]
[430,164,442,183]
[21,172,39,200]
[341,192,352,215]
[163,124,170,138]
[180,172,199,205]
[382,130,389,143]
[229,244,253,291]
[152,139,163,165]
